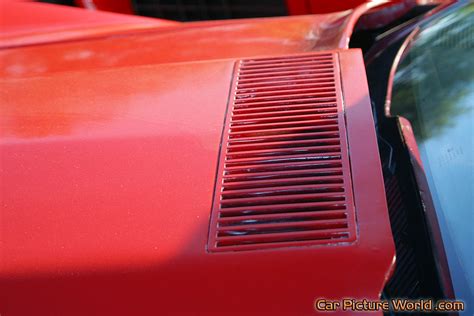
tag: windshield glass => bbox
[390,2,474,312]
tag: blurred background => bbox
[38,0,372,21]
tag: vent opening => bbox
[208,52,357,251]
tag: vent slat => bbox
[240,60,334,72]
[231,113,338,125]
[238,85,336,96]
[217,219,348,235]
[228,130,339,144]
[233,97,337,109]
[208,52,356,251]
[221,183,345,199]
[234,92,336,104]
[237,78,336,89]
[223,168,343,183]
[232,97,335,110]
[227,138,340,152]
[233,103,337,115]
[218,210,347,226]
[239,66,334,77]
[230,119,339,132]
[222,175,343,190]
[219,202,347,217]
[234,97,337,109]
[228,124,339,138]
[220,192,346,208]
[225,146,342,160]
[225,152,341,166]
[237,73,334,84]
[236,87,336,99]
[242,55,333,65]
[216,228,349,247]
[238,70,335,81]
[224,159,341,174]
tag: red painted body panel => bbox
[1,2,395,315]
[1,49,394,315]
[0,10,375,77]
[1,60,234,274]
[0,0,178,47]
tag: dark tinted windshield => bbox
[390,3,473,312]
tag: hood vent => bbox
[208,52,357,251]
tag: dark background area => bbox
[40,0,288,21]
[134,0,287,21]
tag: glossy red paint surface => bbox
[0,1,386,75]
[0,15,349,76]
[1,2,395,315]
[1,48,395,315]
[0,0,178,47]
[1,60,234,273]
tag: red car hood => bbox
[1,3,394,316]
[1,59,235,271]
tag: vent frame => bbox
[208,52,358,252]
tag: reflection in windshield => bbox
[391,3,473,313]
